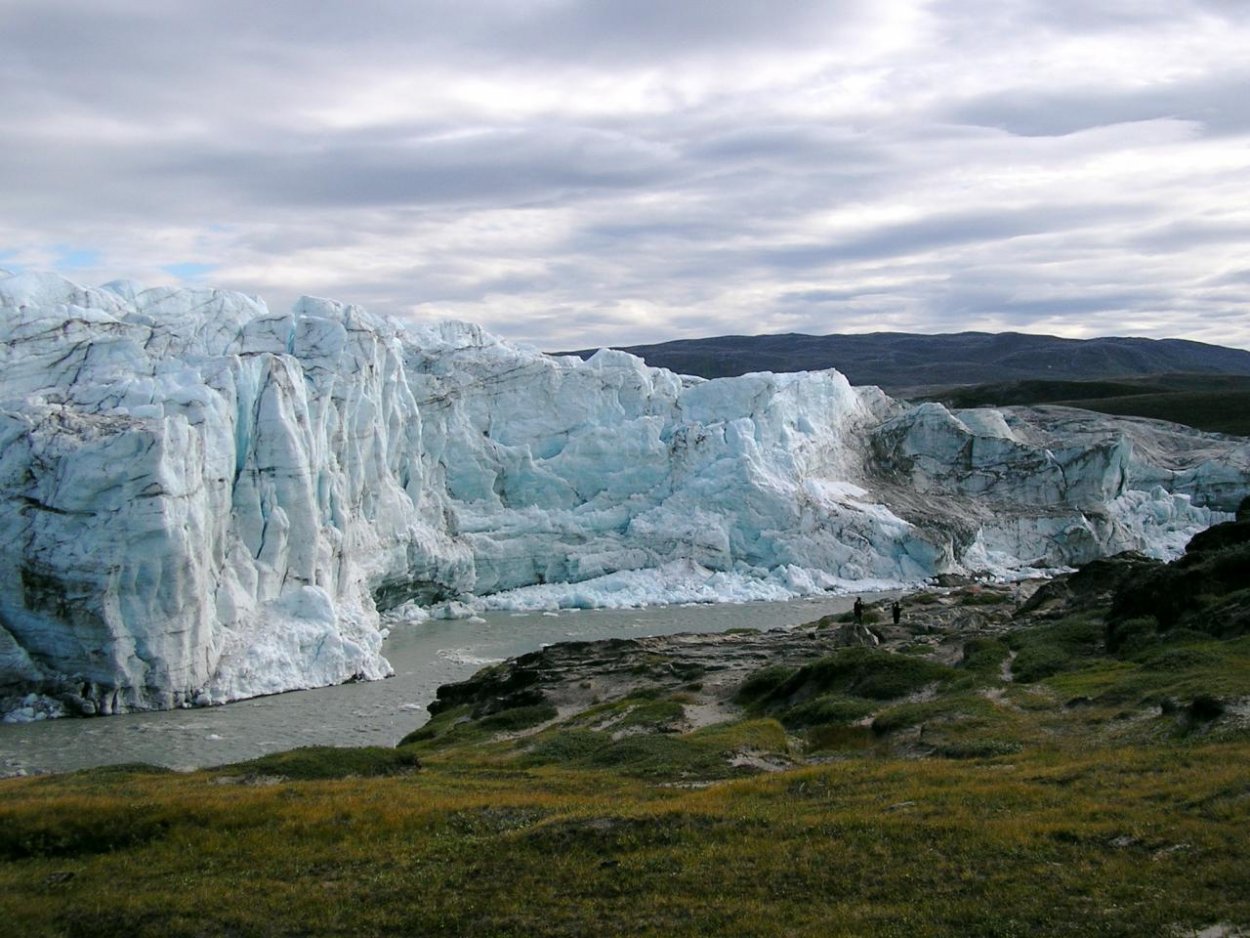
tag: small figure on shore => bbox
[891,600,901,625]
[853,597,864,625]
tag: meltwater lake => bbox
[0,594,870,776]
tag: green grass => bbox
[520,723,768,781]
[957,637,1012,679]
[1007,613,1106,683]
[757,646,957,704]
[1043,634,1250,718]
[802,723,877,752]
[211,745,422,781]
[779,694,877,729]
[4,740,1250,936]
[475,702,559,733]
[734,664,798,705]
[870,693,1001,737]
[5,596,1250,935]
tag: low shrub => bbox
[1007,615,1106,683]
[584,735,730,778]
[1132,645,1224,672]
[622,686,665,701]
[765,647,955,705]
[870,695,997,736]
[523,729,741,780]
[615,698,686,730]
[958,638,1011,677]
[0,803,180,860]
[397,704,471,746]
[523,729,604,764]
[521,719,789,779]
[934,739,1021,759]
[1188,694,1225,722]
[476,703,558,733]
[399,724,438,744]
[218,746,421,781]
[670,661,707,681]
[734,665,798,706]
[779,694,875,729]
[70,763,174,779]
[855,666,931,699]
[1011,644,1073,683]
[690,718,788,753]
[1106,616,1159,654]
[803,724,875,752]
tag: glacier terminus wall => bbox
[2,272,1247,718]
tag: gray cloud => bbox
[154,127,679,210]
[929,0,1250,37]
[759,202,1147,271]
[0,0,1247,353]
[1130,220,1250,253]
[948,73,1250,138]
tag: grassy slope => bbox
[3,613,1250,936]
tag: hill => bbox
[559,332,1250,436]
[918,373,1250,437]
[559,331,1250,394]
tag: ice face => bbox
[2,272,1247,715]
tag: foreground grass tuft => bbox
[4,739,1249,936]
[214,745,422,781]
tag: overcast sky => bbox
[2,0,1248,351]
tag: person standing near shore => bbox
[891,600,901,625]
[853,597,864,625]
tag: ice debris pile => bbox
[2,271,1247,717]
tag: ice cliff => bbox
[2,271,1247,717]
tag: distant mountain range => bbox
[559,332,1250,395]
[559,331,1250,436]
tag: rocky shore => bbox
[415,579,1034,760]
[409,498,1250,771]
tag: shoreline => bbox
[0,588,912,777]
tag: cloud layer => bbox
[2,0,1248,351]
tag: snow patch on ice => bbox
[475,559,909,612]
[381,602,432,626]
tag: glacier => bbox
[1,270,1247,718]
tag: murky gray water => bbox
[0,594,868,776]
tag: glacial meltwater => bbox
[0,594,870,776]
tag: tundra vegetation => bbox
[3,508,1249,936]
